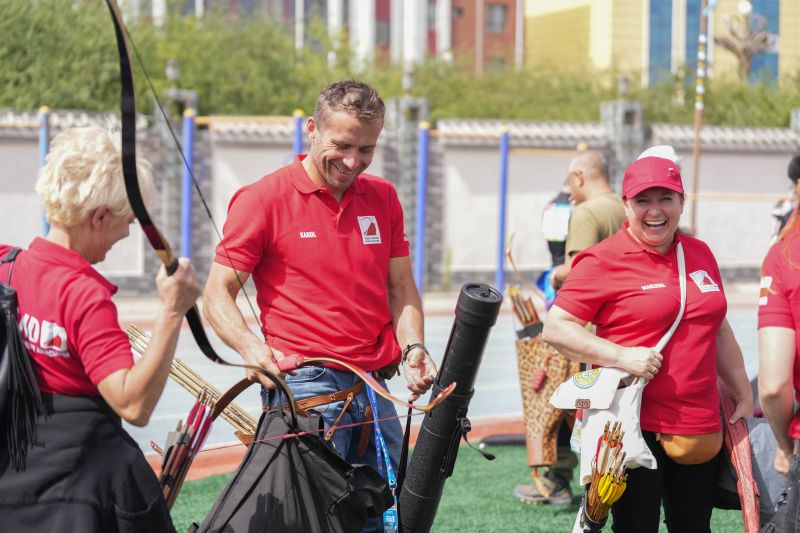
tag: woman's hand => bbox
[617,346,663,380]
[728,398,754,425]
[155,258,202,317]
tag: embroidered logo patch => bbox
[760,276,773,306]
[357,216,381,244]
[573,368,601,389]
[689,270,720,293]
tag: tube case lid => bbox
[455,283,503,328]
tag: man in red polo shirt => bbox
[203,80,435,532]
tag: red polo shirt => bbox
[0,238,133,396]
[758,234,800,439]
[214,156,410,372]
[554,222,727,434]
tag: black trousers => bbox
[610,430,720,533]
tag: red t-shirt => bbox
[758,235,800,439]
[554,222,726,434]
[214,156,410,372]
[0,238,133,396]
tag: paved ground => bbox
[117,285,762,453]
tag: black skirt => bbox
[0,393,175,533]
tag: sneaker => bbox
[514,469,573,505]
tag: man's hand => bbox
[402,348,438,402]
[240,342,292,389]
[775,445,794,477]
[617,346,663,380]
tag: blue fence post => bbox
[293,109,305,157]
[181,108,196,261]
[495,125,510,291]
[39,106,51,236]
[413,121,430,292]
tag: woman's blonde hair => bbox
[36,127,157,227]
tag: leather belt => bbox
[262,381,366,413]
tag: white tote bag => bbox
[576,242,686,485]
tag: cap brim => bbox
[624,181,684,199]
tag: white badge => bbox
[689,270,720,293]
[357,216,381,244]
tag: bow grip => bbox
[166,258,179,276]
[276,354,304,372]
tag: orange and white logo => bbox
[357,216,381,244]
[689,270,720,293]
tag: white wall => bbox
[443,147,574,274]
[678,151,793,269]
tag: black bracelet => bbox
[402,343,429,364]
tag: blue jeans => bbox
[261,366,403,533]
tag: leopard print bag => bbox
[516,336,581,466]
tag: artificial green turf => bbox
[170,445,746,532]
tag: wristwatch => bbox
[402,343,429,364]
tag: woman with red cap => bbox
[543,157,753,532]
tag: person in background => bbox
[0,127,201,532]
[758,194,800,531]
[771,155,800,240]
[549,151,626,290]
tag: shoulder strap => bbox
[654,242,686,353]
[1,248,22,285]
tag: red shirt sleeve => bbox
[759,246,794,329]
[214,186,270,273]
[73,295,134,386]
[389,185,410,258]
[553,249,611,322]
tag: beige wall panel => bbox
[710,0,743,79]
[779,0,800,78]
[611,0,644,72]
[525,6,592,68]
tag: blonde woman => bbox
[0,127,200,532]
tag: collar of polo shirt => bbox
[616,221,683,256]
[288,155,365,196]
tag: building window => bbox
[428,1,436,30]
[750,0,780,83]
[486,4,506,34]
[649,0,672,85]
[453,7,463,19]
[376,20,390,46]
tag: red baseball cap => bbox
[622,156,684,199]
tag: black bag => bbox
[188,404,393,533]
[0,248,45,472]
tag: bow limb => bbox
[103,0,301,430]
[278,355,456,412]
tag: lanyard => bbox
[366,385,398,533]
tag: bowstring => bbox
[124,31,263,337]
[196,411,425,454]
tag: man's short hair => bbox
[573,150,610,181]
[313,79,385,130]
[789,154,800,184]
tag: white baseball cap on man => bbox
[637,145,684,168]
